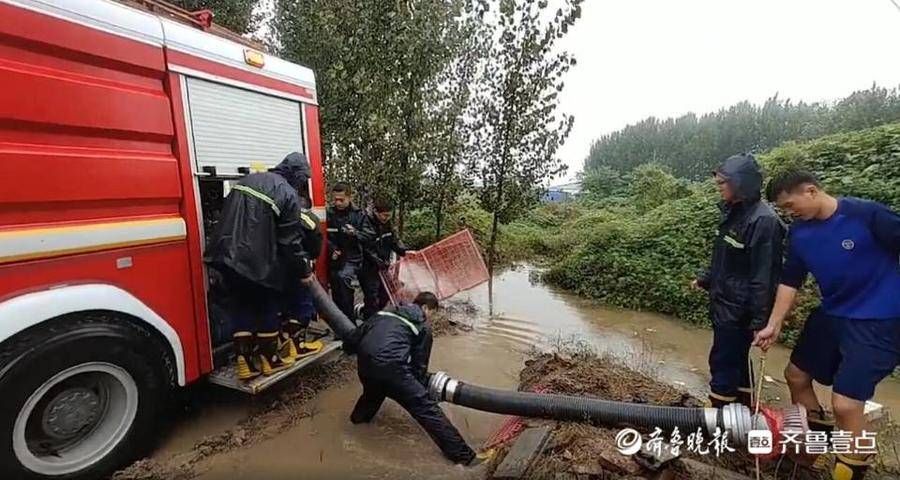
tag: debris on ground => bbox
[487,351,900,480]
[115,356,355,480]
[116,302,478,480]
[432,298,477,336]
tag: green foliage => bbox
[545,190,718,325]
[628,164,690,213]
[468,0,583,273]
[579,166,629,200]
[586,85,900,179]
[274,0,473,230]
[760,123,900,211]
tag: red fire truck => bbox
[0,1,337,478]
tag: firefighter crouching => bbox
[327,182,376,322]
[359,197,408,320]
[205,152,315,380]
[344,292,488,467]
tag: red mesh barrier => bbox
[380,229,489,304]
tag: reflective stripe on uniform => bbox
[299,212,317,229]
[722,235,745,249]
[232,185,280,216]
[378,311,420,336]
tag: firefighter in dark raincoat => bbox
[359,197,408,320]
[326,183,375,322]
[205,152,314,380]
[693,153,785,407]
[347,292,484,466]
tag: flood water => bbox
[153,266,900,479]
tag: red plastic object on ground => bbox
[380,229,490,304]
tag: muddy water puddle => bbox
[149,265,900,478]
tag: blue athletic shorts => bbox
[790,309,900,402]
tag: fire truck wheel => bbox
[0,313,173,480]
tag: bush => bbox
[543,122,900,342]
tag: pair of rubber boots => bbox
[233,321,322,381]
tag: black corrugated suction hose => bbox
[306,277,357,342]
[450,381,709,434]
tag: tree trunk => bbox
[487,210,500,316]
[398,199,406,237]
[434,187,446,242]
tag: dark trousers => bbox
[708,326,754,401]
[282,277,316,327]
[329,259,361,322]
[222,268,281,333]
[359,263,389,320]
[351,365,475,464]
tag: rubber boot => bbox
[285,319,321,358]
[832,454,872,480]
[257,332,289,376]
[278,331,298,366]
[233,332,261,381]
[708,392,737,409]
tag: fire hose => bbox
[307,277,807,453]
[427,372,808,449]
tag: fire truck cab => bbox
[0,1,333,478]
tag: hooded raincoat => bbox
[699,153,785,330]
[205,152,313,291]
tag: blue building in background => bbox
[542,182,582,203]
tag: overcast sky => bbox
[555,0,900,182]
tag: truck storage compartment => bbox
[184,77,305,177]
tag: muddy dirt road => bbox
[133,266,900,479]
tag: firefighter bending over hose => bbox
[205,152,317,380]
[344,292,490,467]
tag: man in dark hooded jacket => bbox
[205,152,314,380]
[693,153,785,408]
[348,292,481,466]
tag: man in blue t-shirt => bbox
[754,170,900,480]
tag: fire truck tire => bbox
[0,313,173,480]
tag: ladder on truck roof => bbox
[116,0,266,50]
[207,325,343,394]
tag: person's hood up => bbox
[270,151,311,190]
[390,303,426,327]
[714,153,762,203]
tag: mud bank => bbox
[113,301,479,480]
[488,351,900,480]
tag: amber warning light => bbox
[244,49,265,68]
